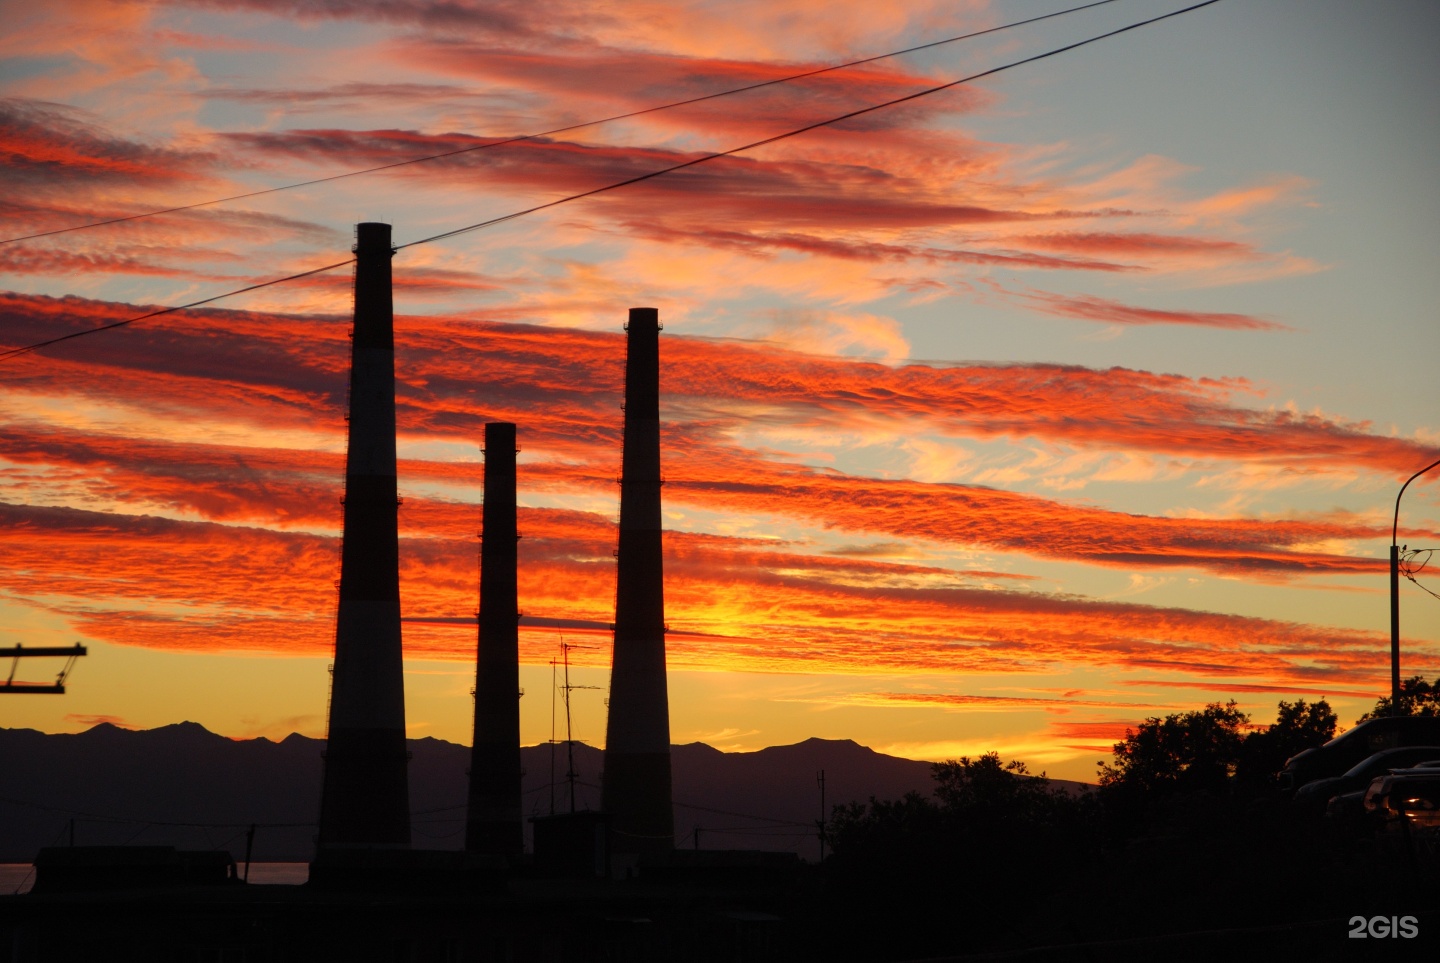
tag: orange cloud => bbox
[1120,678,1379,697]
[0,390,1398,580]
[839,691,1165,711]
[1015,232,1256,260]
[1045,720,1139,752]
[4,500,1431,689]
[1008,287,1286,331]
[0,98,214,193]
[0,245,235,282]
[656,454,1391,576]
[220,128,1064,240]
[4,293,1429,583]
[62,713,136,729]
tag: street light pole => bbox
[1391,455,1440,716]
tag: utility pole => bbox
[816,769,827,863]
[1391,455,1440,715]
[565,642,577,814]
[549,656,557,816]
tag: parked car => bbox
[1363,770,1440,868]
[1365,769,1440,821]
[1277,716,1440,792]
[1324,788,1368,823]
[1324,760,1440,817]
[1293,746,1440,811]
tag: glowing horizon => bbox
[2,0,1438,782]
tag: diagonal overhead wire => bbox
[0,0,1123,245]
[398,0,1222,251]
[0,0,1225,363]
[0,259,354,361]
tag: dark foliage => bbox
[822,753,1100,959]
[1098,698,1337,798]
[1097,700,1249,795]
[809,698,1440,961]
[1237,698,1338,781]
[1358,674,1440,722]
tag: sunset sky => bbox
[2,0,1438,783]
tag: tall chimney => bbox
[317,222,410,849]
[466,422,523,855]
[602,307,673,855]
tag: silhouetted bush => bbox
[807,698,1440,961]
[1358,674,1440,721]
[822,753,1100,959]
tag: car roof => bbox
[1341,745,1440,778]
[1322,715,1440,748]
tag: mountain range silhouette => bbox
[2,722,1080,862]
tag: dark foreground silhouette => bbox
[3,690,1438,960]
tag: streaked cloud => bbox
[1,0,1433,769]
[1007,286,1286,331]
[3,499,1426,689]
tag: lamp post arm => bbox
[1394,455,1440,546]
[1389,453,1440,716]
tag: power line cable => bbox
[573,780,815,827]
[672,799,813,827]
[0,0,1123,246]
[1401,548,1440,602]
[0,258,352,362]
[397,0,1222,251]
[0,793,317,829]
[0,0,1224,364]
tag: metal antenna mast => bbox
[549,653,558,816]
[557,639,600,814]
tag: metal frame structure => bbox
[1,644,87,694]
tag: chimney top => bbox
[355,222,392,254]
[627,306,659,332]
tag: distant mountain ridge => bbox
[0,723,1079,862]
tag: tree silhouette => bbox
[1098,698,1338,795]
[1097,701,1248,795]
[824,753,1099,960]
[935,753,1045,807]
[814,698,1424,960]
[1238,698,1337,782]
[1357,675,1439,722]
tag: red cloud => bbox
[217,128,1113,239]
[391,39,988,137]
[0,245,234,282]
[63,714,136,729]
[3,292,1431,584]
[1013,288,1286,331]
[4,293,1430,485]
[0,385,1399,580]
[4,500,1431,688]
[620,222,1135,273]
[1046,720,1141,752]
[848,692,1164,711]
[1120,678,1379,697]
[0,98,215,192]
[653,453,1392,576]
[203,81,480,111]
[165,0,598,37]
[1014,232,1256,259]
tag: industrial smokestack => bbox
[317,222,411,849]
[602,307,673,855]
[466,422,523,856]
